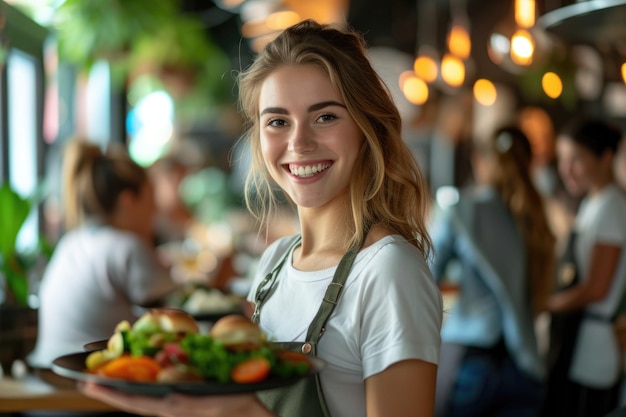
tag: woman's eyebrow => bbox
[308,101,346,112]
[260,107,287,116]
[260,100,347,116]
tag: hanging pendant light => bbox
[440,0,472,88]
[487,0,553,73]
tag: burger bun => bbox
[136,308,200,334]
[210,314,264,349]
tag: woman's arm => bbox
[548,243,622,313]
[80,382,277,417]
[365,359,437,417]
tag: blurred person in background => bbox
[542,118,626,417]
[28,139,179,369]
[148,152,196,246]
[430,126,556,417]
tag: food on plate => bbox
[209,314,265,350]
[181,286,242,315]
[84,309,311,384]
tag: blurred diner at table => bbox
[147,151,197,247]
[27,138,179,370]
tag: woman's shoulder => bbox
[358,234,432,279]
[605,185,626,206]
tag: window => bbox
[7,49,39,251]
[0,1,48,249]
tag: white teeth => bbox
[289,163,331,178]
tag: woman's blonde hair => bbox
[484,126,556,314]
[237,19,432,255]
[62,139,148,229]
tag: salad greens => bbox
[118,325,310,384]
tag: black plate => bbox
[52,351,325,396]
[189,308,245,323]
[83,339,108,352]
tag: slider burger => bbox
[85,308,201,380]
[209,314,266,351]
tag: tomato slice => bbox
[230,357,271,384]
[277,350,310,367]
[97,355,162,382]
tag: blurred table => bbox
[0,370,117,413]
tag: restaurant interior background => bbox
[1,0,626,376]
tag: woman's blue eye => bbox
[319,114,336,122]
[268,119,286,127]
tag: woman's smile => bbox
[286,161,333,178]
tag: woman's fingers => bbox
[79,381,162,415]
[79,382,268,417]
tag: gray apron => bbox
[252,235,362,417]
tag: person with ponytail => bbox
[28,139,178,369]
[430,125,556,417]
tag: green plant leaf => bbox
[3,264,29,306]
[0,184,31,260]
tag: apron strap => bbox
[251,235,301,324]
[253,231,367,417]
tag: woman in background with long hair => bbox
[430,125,556,417]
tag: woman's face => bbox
[471,148,496,185]
[127,182,157,240]
[556,135,605,197]
[258,64,363,211]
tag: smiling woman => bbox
[79,19,442,417]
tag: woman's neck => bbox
[294,207,353,270]
[588,174,615,196]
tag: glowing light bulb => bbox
[441,54,465,87]
[473,79,497,106]
[542,72,562,99]
[622,62,626,84]
[448,24,471,60]
[414,56,438,83]
[402,75,429,105]
[266,11,301,30]
[510,29,534,66]
[515,0,535,28]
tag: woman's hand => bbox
[79,381,276,417]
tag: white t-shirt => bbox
[248,234,442,417]
[570,184,626,388]
[28,223,178,368]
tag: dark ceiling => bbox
[180,0,520,84]
[177,0,626,132]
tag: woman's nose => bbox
[288,125,317,153]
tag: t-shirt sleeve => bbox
[357,241,443,378]
[591,197,626,245]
